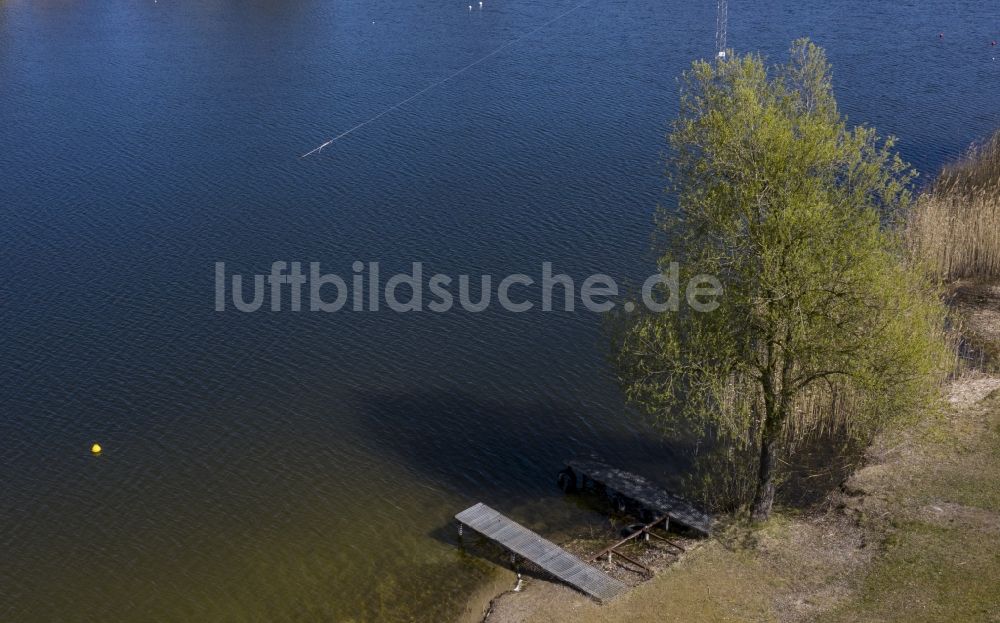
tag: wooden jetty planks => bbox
[566,459,712,536]
[455,502,627,602]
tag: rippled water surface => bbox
[2,1,998,620]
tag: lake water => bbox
[2,1,998,620]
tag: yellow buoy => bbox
[91,443,102,455]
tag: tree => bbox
[613,40,949,521]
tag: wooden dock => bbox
[455,502,628,603]
[563,459,712,536]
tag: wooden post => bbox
[610,549,652,575]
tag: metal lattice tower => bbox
[715,0,728,58]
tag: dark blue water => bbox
[2,1,998,620]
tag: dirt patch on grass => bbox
[918,502,1000,535]
[947,373,1000,407]
[748,511,873,622]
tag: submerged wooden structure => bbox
[560,459,712,536]
[586,513,685,576]
[455,502,628,603]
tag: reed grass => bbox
[907,130,1000,280]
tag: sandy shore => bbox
[458,527,702,623]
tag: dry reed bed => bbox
[907,130,1000,281]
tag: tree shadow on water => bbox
[349,388,696,504]
[348,388,704,565]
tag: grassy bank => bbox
[823,385,1000,621]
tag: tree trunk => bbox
[752,335,789,522]
[750,434,777,522]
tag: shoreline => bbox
[459,521,705,622]
[460,280,1000,623]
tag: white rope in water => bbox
[301,0,594,158]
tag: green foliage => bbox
[613,40,951,516]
